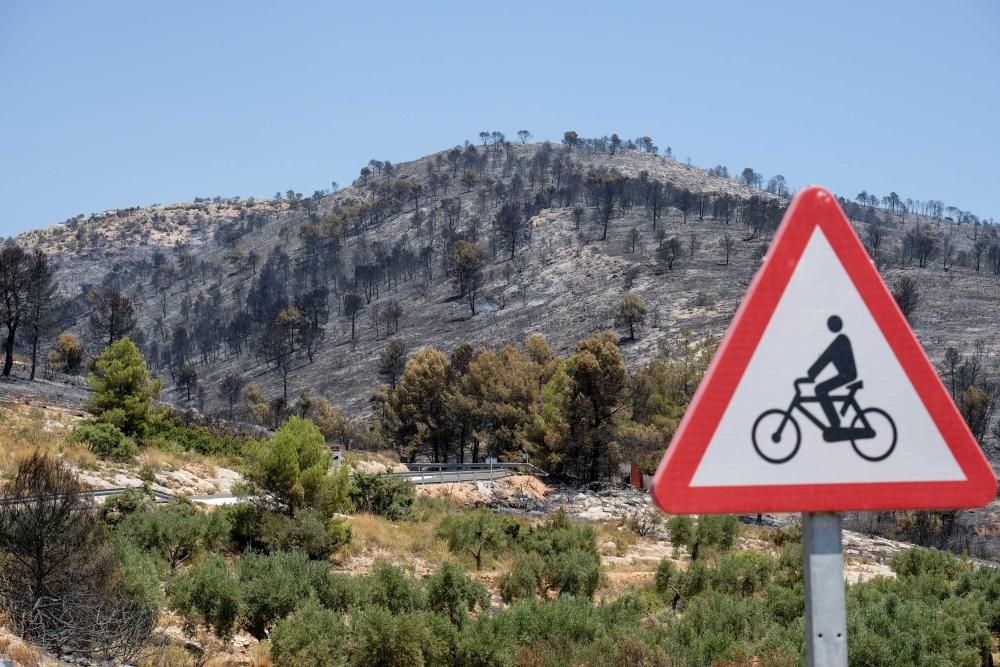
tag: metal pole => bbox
[802,512,848,667]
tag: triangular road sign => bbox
[651,186,997,514]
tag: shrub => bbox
[117,498,229,571]
[545,548,603,599]
[237,551,332,639]
[437,510,512,570]
[499,553,546,603]
[654,559,677,597]
[349,472,414,520]
[666,514,739,561]
[890,547,966,580]
[365,561,426,614]
[144,411,255,458]
[222,501,265,552]
[519,510,598,559]
[311,573,362,613]
[68,422,137,461]
[260,510,352,559]
[426,562,488,627]
[351,607,434,667]
[269,600,346,667]
[168,555,241,638]
[100,486,154,526]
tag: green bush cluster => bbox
[144,411,256,458]
[348,471,414,520]
[68,421,137,461]
[494,510,604,602]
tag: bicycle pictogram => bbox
[751,315,897,464]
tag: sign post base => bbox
[803,512,847,667]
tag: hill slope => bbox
[14,139,1000,456]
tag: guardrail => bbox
[387,462,548,485]
[400,462,549,476]
[0,486,174,507]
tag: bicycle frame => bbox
[776,386,871,436]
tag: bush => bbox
[350,607,452,667]
[666,514,739,561]
[69,422,137,461]
[890,547,966,580]
[499,553,546,603]
[365,561,425,614]
[260,510,352,559]
[654,558,677,597]
[145,412,255,458]
[349,472,414,520]
[100,486,154,526]
[545,548,603,599]
[311,573,362,613]
[437,510,513,570]
[269,600,346,667]
[425,562,488,627]
[221,501,265,552]
[117,498,229,571]
[168,555,241,638]
[237,551,333,639]
[519,510,598,559]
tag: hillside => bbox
[12,136,1000,451]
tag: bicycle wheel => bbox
[752,409,801,463]
[851,408,897,461]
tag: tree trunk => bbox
[29,332,39,380]
[2,329,15,376]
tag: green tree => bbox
[666,514,739,561]
[366,561,426,614]
[243,417,344,516]
[85,337,160,436]
[380,347,453,462]
[568,333,629,480]
[437,510,511,571]
[237,551,331,639]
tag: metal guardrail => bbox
[0,486,174,507]
[387,462,548,485]
[400,462,549,476]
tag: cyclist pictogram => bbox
[751,315,897,463]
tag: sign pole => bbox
[802,512,848,667]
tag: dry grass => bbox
[0,403,84,475]
[0,634,43,667]
[346,512,450,563]
[250,642,273,667]
[594,520,639,556]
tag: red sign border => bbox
[651,186,997,514]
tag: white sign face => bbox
[690,227,964,487]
